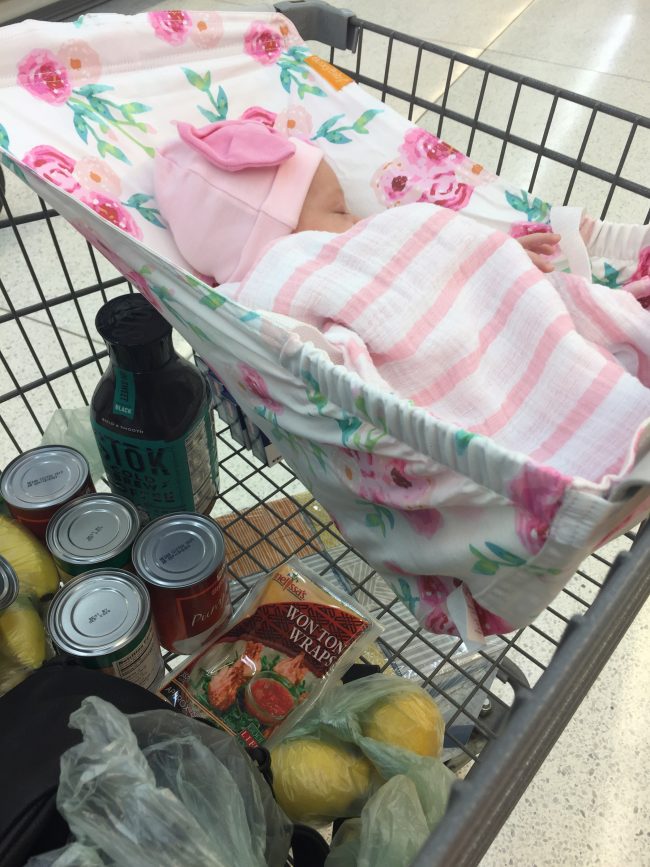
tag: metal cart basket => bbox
[1,2,649,865]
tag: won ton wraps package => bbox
[159,560,381,748]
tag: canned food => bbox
[132,513,231,654]
[0,557,18,609]
[47,494,141,584]
[1,447,94,541]
[47,569,164,691]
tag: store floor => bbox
[2,1,649,864]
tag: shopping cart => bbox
[1,2,649,865]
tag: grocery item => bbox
[0,446,94,541]
[91,294,219,521]
[47,569,164,691]
[270,738,378,825]
[132,512,231,653]
[0,555,48,696]
[160,560,380,747]
[360,688,445,758]
[0,513,59,599]
[46,493,141,584]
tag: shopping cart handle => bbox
[275,0,361,52]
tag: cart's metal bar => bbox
[0,276,128,326]
[495,80,522,176]
[346,18,650,128]
[410,524,650,867]
[338,69,650,202]
[529,92,559,192]
[466,69,489,158]
[0,350,108,404]
[600,122,637,219]
[0,207,58,229]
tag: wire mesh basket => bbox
[1,3,649,866]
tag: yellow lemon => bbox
[361,689,445,758]
[0,515,59,598]
[0,598,46,669]
[271,738,376,824]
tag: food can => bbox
[47,569,164,691]
[132,512,231,654]
[1,446,94,542]
[0,556,19,610]
[46,493,141,584]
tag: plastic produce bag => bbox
[270,674,454,825]
[34,696,292,867]
[325,766,451,867]
[40,407,104,483]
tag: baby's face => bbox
[295,159,359,234]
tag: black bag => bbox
[0,659,329,867]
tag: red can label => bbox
[150,563,231,654]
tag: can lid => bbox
[47,494,140,564]
[47,569,150,656]
[132,513,225,589]
[0,446,90,510]
[0,556,19,610]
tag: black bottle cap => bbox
[95,294,175,372]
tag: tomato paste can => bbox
[47,569,164,691]
[46,494,141,584]
[1,446,94,542]
[132,512,231,654]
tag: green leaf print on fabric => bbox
[277,47,326,98]
[312,109,383,144]
[360,502,396,538]
[592,262,621,289]
[469,542,561,577]
[455,429,478,455]
[505,190,551,223]
[396,578,419,615]
[0,126,26,181]
[124,192,166,228]
[183,68,229,122]
[0,124,9,151]
[67,87,155,161]
[303,371,329,414]
[199,289,227,310]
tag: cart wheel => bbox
[444,657,530,774]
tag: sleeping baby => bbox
[154,108,560,284]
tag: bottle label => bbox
[112,368,136,419]
[91,404,219,520]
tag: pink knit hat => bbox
[154,110,323,284]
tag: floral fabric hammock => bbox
[1,8,650,643]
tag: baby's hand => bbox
[516,232,561,273]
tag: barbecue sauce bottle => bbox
[91,294,218,521]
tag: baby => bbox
[154,110,560,284]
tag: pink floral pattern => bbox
[269,13,303,48]
[56,40,101,84]
[274,105,312,138]
[148,10,192,45]
[419,171,473,211]
[189,11,224,49]
[78,190,143,240]
[17,49,71,105]
[238,363,283,412]
[399,128,463,172]
[508,464,569,554]
[22,145,79,192]
[244,21,284,65]
[371,160,426,207]
[630,246,650,283]
[73,157,121,196]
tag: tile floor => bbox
[1,0,649,864]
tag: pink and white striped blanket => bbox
[233,202,650,487]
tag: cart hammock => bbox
[2,8,650,643]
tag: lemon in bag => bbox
[361,688,445,758]
[0,514,59,598]
[271,738,378,824]
[0,596,46,670]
